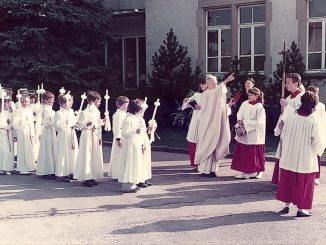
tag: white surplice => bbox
[12,107,36,172]
[74,105,103,180]
[36,105,57,175]
[54,108,79,177]
[235,101,266,145]
[119,113,143,184]
[280,111,325,173]
[109,109,127,180]
[0,110,14,172]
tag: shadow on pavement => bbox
[111,211,295,234]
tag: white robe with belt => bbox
[55,108,79,177]
[36,105,57,175]
[74,105,103,180]
[12,107,36,172]
[119,113,143,184]
[109,109,126,179]
[0,110,14,171]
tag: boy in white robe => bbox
[36,92,57,179]
[0,96,15,175]
[272,73,305,185]
[74,91,104,187]
[55,93,79,182]
[306,86,326,185]
[109,96,129,181]
[119,100,143,193]
[12,94,36,174]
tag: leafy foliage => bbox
[0,0,118,95]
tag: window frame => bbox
[306,2,326,71]
[237,4,266,72]
[122,36,146,90]
[206,8,232,74]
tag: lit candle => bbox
[144,97,147,104]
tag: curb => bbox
[102,140,326,166]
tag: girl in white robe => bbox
[36,92,57,178]
[276,91,325,217]
[12,94,36,174]
[74,91,103,187]
[119,100,143,193]
[0,97,15,175]
[54,94,79,182]
[29,93,43,161]
[109,96,129,181]
[231,87,266,179]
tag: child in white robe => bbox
[12,94,36,174]
[137,99,157,188]
[306,86,326,185]
[55,93,79,182]
[0,96,15,175]
[109,96,129,181]
[74,91,104,187]
[36,92,57,178]
[119,100,143,193]
[276,91,325,217]
[272,73,305,185]
[231,87,266,179]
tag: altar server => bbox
[109,96,129,181]
[276,91,325,217]
[12,94,36,174]
[36,92,57,178]
[0,96,15,175]
[55,93,79,182]
[74,91,104,187]
[231,88,266,179]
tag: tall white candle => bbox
[105,89,108,112]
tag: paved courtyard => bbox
[0,146,325,244]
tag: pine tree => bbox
[272,41,306,98]
[148,28,200,101]
[0,0,117,94]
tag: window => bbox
[123,36,146,90]
[238,5,265,72]
[206,8,231,73]
[307,0,326,70]
[106,36,146,90]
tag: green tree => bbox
[0,0,117,94]
[148,28,201,101]
[272,41,306,99]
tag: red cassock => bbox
[276,168,316,209]
[231,142,265,174]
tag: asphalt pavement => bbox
[0,146,325,245]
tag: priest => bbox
[195,73,234,177]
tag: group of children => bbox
[0,88,155,193]
[183,73,326,217]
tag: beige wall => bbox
[145,0,199,75]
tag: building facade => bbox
[104,0,326,101]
